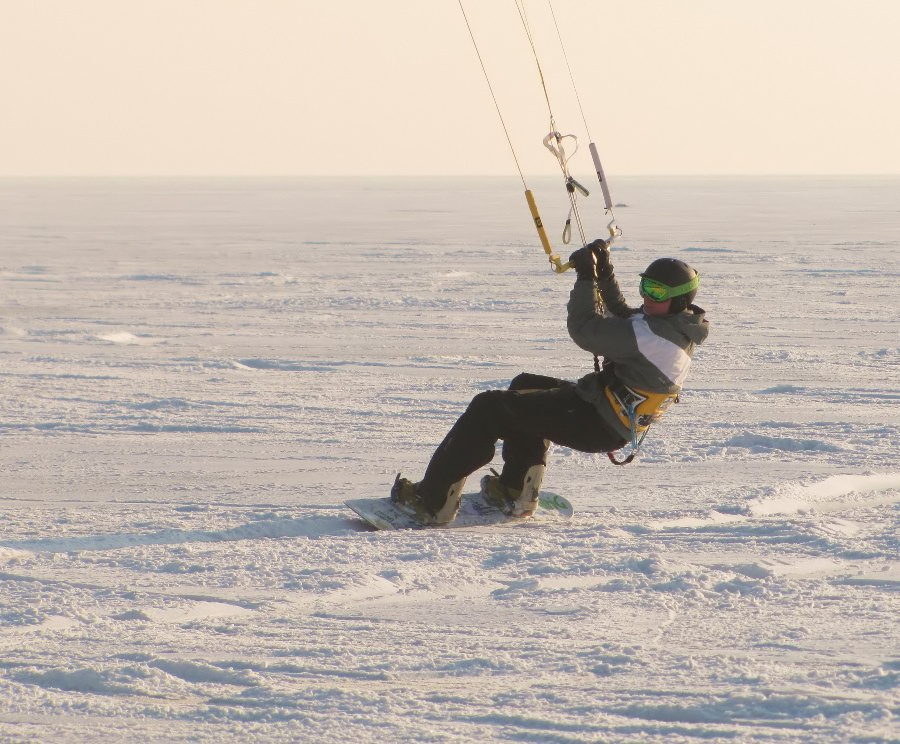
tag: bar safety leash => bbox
[546,0,622,245]
[515,0,591,249]
[457,0,571,274]
[607,413,650,466]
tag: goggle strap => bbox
[666,274,700,297]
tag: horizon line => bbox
[1,173,898,180]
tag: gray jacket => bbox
[566,273,710,438]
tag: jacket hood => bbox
[669,304,709,345]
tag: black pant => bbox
[418,373,626,509]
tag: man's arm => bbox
[567,279,637,358]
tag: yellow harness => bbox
[603,380,679,434]
[603,379,679,466]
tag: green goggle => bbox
[639,274,700,302]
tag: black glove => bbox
[568,244,596,281]
[569,239,612,281]
[587,238,613,279]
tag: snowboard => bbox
[346,491,573,531]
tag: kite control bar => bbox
[524,132,620,274]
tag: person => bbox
[391,238,710,524]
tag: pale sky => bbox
[1,0,898,176]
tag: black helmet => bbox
[640,258,700,312]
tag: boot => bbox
[480,464,545,518]
[431,476,466,525]
[391,474,466,525]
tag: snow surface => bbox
[1,176,898,742]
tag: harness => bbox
[602,376,679,466]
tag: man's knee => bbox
[508,373,530,391]
[509,372,553,391]
[469,388,504,416]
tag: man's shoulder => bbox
[642,307,709,345]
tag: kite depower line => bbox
[457,0,622,274]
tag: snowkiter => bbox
[392,239,710,524]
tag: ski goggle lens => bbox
[639,278,671,301]
[639,274,700,302]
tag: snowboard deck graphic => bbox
[346,491,573,531]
